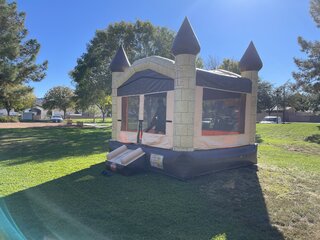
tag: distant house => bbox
[22,112,33,120]
[22,106,48,120]
[0,109,19,116]
[0,109,6,116]
[257,106,320,123]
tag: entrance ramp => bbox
[106,145,146,175]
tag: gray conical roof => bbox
[239,41,263,72]
[110,45,130,72]
[171,17,201,56]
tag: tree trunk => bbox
[63,110,66,119]
[102,112,106,123]
[97,105,106,123]
[6,108,11,116]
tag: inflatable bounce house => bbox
[106,17,263,179]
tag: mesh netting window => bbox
[121,96,139,131]
[202,88,246,135]
[143,93,167,134]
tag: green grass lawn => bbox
[256,123,320,240]
[0,123,319,240]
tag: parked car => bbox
[51,115,63,123]
[202,117,213,129]
[260,116,282,124]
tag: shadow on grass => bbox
[1,164,283,240]
[256,134,263,143]
[0,127,110,165]
[308,126,320,144]
[305,134,320,144]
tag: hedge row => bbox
[0,116,19,122]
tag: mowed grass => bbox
[257,123,320,172]
[256,123,320,240]
[0,123,319,240]
[0,127,110,197]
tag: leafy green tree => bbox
[71,20,177,122]
[287,92,310,112]
[0,84,35,115]
[96,94,112,122]
[219,59,241,74]
[293,0,320,94]
[87,105,100,123]
[43,86,74,118]
[309,93,320,112]
[257,79,276,114]
[0,0,47,88]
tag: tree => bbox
[0,84,35,115]
[287,92,310,112]
[43,86,74,118]
[196,57,204,69]
[293,0,320,94]
[79,91,112,122]
[87,105,100,123]
[309,93,320,112]
[205,55,220,70]
[70,20,176,122]
[96,94,112,122]
[218,58,241,74]
[257,79,276,114]
[0,0,47,89]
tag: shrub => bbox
[0,116,19,122]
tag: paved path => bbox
[83,123,112,129]
[0,122,65,129]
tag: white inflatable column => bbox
[111,72,121,140]
[173,54,197,151]
[241,71,258,144]
[171,17,201,151]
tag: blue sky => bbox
[16,0,319,97]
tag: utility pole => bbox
[275,89,281,124]
[283,85,286,123]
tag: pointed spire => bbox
[171,17,201,56]
[239,41,263,72]
[110,45,131,72]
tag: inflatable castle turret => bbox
[171,17,201,151]
[239,42,263,144]
[110,46,131,141]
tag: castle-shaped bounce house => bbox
[106,17,263,179]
